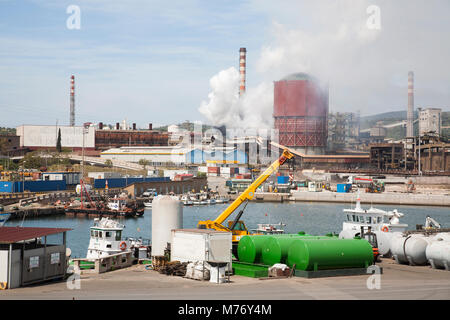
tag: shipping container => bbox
[337,183,352,193]
[207,167,220,173]
[171,229,232,264]
[277,176,290,184]
[93,177,170,189]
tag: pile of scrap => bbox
[157,261,188,276]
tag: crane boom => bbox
[197,149,294,238]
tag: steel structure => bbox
[273,73,328,154]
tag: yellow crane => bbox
[197,149,294,251]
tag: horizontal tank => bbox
[390,234,432,266]
[431,233,450,242]
[237,235,271,264]
[237,234,330,264]
[262,236,330,266]
[426,240,450,270]
[287,238,373,271]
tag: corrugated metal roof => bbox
[0,227,72,244]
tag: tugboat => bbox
[339,191,408,238]
[72,217,151,269]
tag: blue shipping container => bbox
[94,177,170,189]
[0,182,14,193]
[337,183,352,193]
[277,176,289,184]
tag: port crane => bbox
[197,149,294,252]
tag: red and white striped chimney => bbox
[239,47,246,97]
[70,75,75,126]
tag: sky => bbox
[0,0,449,129]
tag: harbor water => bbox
[4,202,450,258]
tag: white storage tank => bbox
[426,239,450,270]
[151,195,183,256]
[431,233,450,242]
[373,231,395,257]
[391,234,432,265]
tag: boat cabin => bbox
[86,218,129,260]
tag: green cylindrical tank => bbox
[287,238,374,271]
[261,236,329,266]
[237,235,272,263]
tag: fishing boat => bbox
[215,196,229,204]
[143,200,152,208]
[251,222,286,235]
[180,194,193,206]
[0,213,11,227]
[65,195,144,217]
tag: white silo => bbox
[151,195,183,256]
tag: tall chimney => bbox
[239,47,247,97]
[70,75,75,126]
[407,71,414,137]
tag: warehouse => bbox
[16,125,95,151]
[101,146,247,166]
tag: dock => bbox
[0,259,448,300]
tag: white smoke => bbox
[198,67,273,129]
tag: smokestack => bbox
[407,71,414,137]
[70,75,75,126]
[239,47,246,97]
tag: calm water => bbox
[5,202,449,258]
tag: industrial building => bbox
[16,125,96,151]
[369,143,405,170]
[418,108,442,136]
[16,122,168,152]
[95,123,168,150]
[100,146,248,166]
[273,72,329,155]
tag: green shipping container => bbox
[261,236,330,266]
[287,238,374,271]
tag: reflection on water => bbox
[5,202,449,258]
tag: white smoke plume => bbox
[199,0,450,126]
[198,67,273,129]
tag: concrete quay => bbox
[289,191,450,207]
[0,259,448,300]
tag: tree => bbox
[56,129,62,153]
[104,159,113,168]
[138,158,150,169]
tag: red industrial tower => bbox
[273,73,329,154]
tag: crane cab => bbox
[227,220,250,242]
